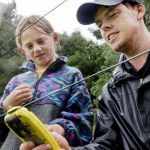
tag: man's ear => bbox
[135,4,145,21]
[53,32,59,44]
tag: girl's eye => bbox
[39,40,44,44]
[27,45,32,50]
[38,38,46,44]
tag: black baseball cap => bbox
[77,0,141,25]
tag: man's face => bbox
[95,3,140,53]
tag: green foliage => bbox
[58,29,120,108]
[0,1,21,57]
[85,43,105,69]
[0,1,23,95]
[0,56,24,95]
[142,0,150,29]
[0,0,150,112]
[89,28,102,40]
[91,72,112,108]
[68,43,104,76]
[101,44,119,67]
[68,51,95,76]
[89,44,119,107]
[59,31,90,56]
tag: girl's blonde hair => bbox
[15,15,54,50]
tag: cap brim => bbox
[77,0,123,25]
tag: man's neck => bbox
[128,53,149,71]
[125,30,150,71]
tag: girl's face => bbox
[20,27,58,70]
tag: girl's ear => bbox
[19,48,25,55]
[53,32,59,44]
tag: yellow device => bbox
[4,106,60,150]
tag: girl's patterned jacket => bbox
[0,56,93,150]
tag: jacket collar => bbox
[112,54,130,78]
[19,56,67,72]
[110,52,150,86]
[109,54,132,86]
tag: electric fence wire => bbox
[0,0,68,49]
[0,0,68,116]
[0,0,150,118]
[0,48,150,117]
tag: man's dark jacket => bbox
[73,54,150,150]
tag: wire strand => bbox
[0,0,68,49]
[1,48,150,118]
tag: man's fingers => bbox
[19,142,51,150]
[19,141,35,150]
[51,132,71,150]
[32,144,51,150]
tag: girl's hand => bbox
[45,124,65,136]
[3,84,33,111]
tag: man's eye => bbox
[96,22,102,28]
[98,23,102,28]
[110,12,118,18]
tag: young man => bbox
[20,0,150,149]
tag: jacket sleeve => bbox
[71,88,122,150]
[92,95,121,149]
[50,71,93,146]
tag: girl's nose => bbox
[33,44,42,52]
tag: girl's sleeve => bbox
[50,71,93,146]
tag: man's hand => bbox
[19,141,51,150]
[19,132,71,150]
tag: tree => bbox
[0,1,21,57]
[59,31,90,57]
[0,56,24,95]
[90,44,119,107]
[0,1,23,95]
[143,0,150,28]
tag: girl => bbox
[0,15,93,150]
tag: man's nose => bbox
[101,20,112,31]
